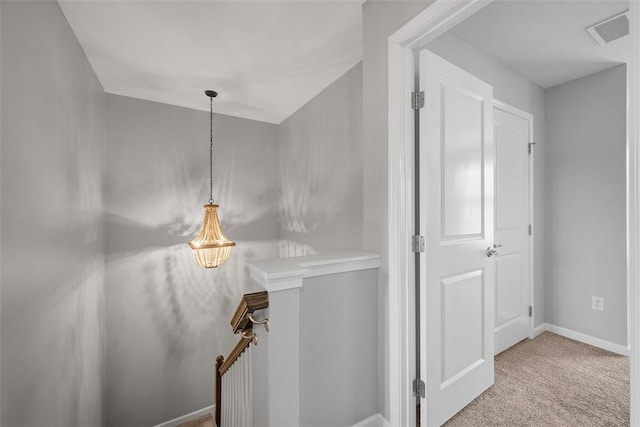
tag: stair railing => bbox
[215,291,269,427]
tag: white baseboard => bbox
[153,405,215,427]
[533,322,548,338]
[351,413,390,427]
[534,323,630,356]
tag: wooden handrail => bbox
[219,336,253,375]
[230,291,269,334]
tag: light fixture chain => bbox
[209,95,214,205]
[188,89,235,269]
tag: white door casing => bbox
[419,50,495,427]
[493,103,532,355]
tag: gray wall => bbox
[427,32,547,327]
[105,95,280,425]
[1,1,106,425]
[278,63,363,257]
[544,65,627,346]
[362,0,432,418]
[105,61,366,423]
[300,269,378,427]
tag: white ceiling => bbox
[58,0,363,124]
[449,0,629,89]
[59,0,630,124]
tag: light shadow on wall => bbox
[104,92,281,424]
[277,62,363,257]
[105,236,277,424]
[2,258,105,426]
[105,203,278,424]
[105,212,278,351]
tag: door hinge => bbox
[412,235,425,253]
[413,378,426,398]
[412,91,425,110]
[529,306,533,317]
[528,142,536,155]
[528,224,532,235]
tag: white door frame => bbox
[387,1,640,426]
[493,99,535,341]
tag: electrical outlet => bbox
[592,296,604,312]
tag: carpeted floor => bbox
[445,332,629,427]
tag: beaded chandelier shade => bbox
[188,90,236,268]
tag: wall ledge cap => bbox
[247,250,381,292]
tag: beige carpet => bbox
[445,332,629,427]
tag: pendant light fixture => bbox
[188,90,236,268]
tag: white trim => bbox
[628,2,640,425]
[533,323,547,338]
[388,0,639,425]
[389,0,493,50]
[493,99,533,121]
[535,324,630,357]
[298,255,381,275]
[387,27,416,427]
[247,251,381,292]
[350,413,390,427]
[387,2,495,426]
[493,99,536,340]
[152,405,214,427]
[247,267,305,292]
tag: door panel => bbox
[441,270,484,385]
[420,50,495,427]
[493,105,531,355]
[496,253,522,326]
[442,86,485,239]
[496,126,523,229]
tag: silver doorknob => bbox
[486,243,502,257]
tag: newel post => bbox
[215,355,224,427]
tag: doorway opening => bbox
[387,1,639,426]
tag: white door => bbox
[419,50,495,427]
[493,103,532,355]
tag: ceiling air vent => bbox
[587,11,629,46]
